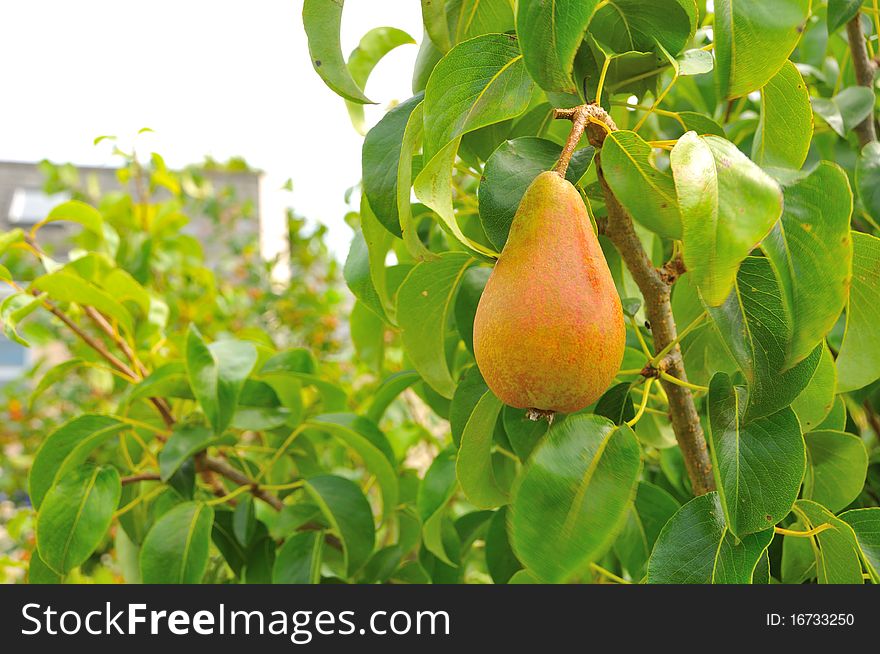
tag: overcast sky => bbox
[0,0,423,256]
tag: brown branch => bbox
[81,305,175,428]
[121,472,161,485]
[597,160,714,495]
[84,306,149,376]
[846,14,878,146]
[203,456,285,511]
[555,104,715,495]
[22,235,175,428]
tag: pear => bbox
[473,171,625,415]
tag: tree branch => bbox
[846,14,878,146]
[203,456,285,511]
[121,472,161,485]
[554,104,715,495]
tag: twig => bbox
[554,104,715,495]
[552,104,618,176]
[846,14,878,146]
[121,472,161,485]
[203,455,285,511]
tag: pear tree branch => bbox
[554,104,716,496]
[846,13,878,146]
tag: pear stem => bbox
[553,103,716,496]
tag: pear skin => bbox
[473,171,625,414]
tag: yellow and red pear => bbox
[473,170,625,415]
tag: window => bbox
[7,187,70,226]
[0,287,29,384]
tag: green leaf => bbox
[791,343,837,432]
[510,414,641,582]
[508,569,540,584]
[0,292,40,346]
[839,508,880,582]
[29,358,101,410]
[306,414,399,522]
[345,27,415,133]
[259,368,345,415]
[452,0,515,43]
[837,232,880,392]
[363,93,424,237]
[856,142,880,227]
[503,404,549,461]
[677,49,714,76]
[360,195,398,321]
[714,0,810,99]
[416,34,533,253]
[671,272,738,386]
[127,362,192,405]
[28,551,64,584]
[707,256,823,420]
[761,162,853,367]
[34,200,103,237]
[344,230,386,322]
[185,325,257,435]
[397,252,474,398]
[828,0,864,33]
[803,430,868,513]
[707,372,805,537]
[417,447,459,566]
[478,137,593,250]
[365,371,421,423]
[587,0,697,56]
[413,30,443,93]
[817,395,847,432]
[158,424,220,482]
[516,0,601,92]
[647,492,774,583]
[752,61,812,170]
[812,87,876,138]
[140,502,215,583]
[233,496,257,547]
[485,506,522,584]
[449,365,489,447]
[585,39,668,100]
[396,101,435,260]
[594,383,635,425]
[613,482,680,580]
[671,132,783,306]
[677,111,725,136]
[454,266,490,354]
[457,391,508,508]
[33,270,134,337]
[272,531,323,584]
[602,130,682,238]
[792,500,863,584]
[420,0,452,52]
[302,0,373,103]
[351,300,385,368]
[36,464,120,574]
[29,415,127,510]
[0,228,24,256]
[304,475,375,576]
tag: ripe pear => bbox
[473,171,625,415]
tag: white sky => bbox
[0,0,424,257]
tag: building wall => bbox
[0,160,274,384]
[0,160,265,265]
